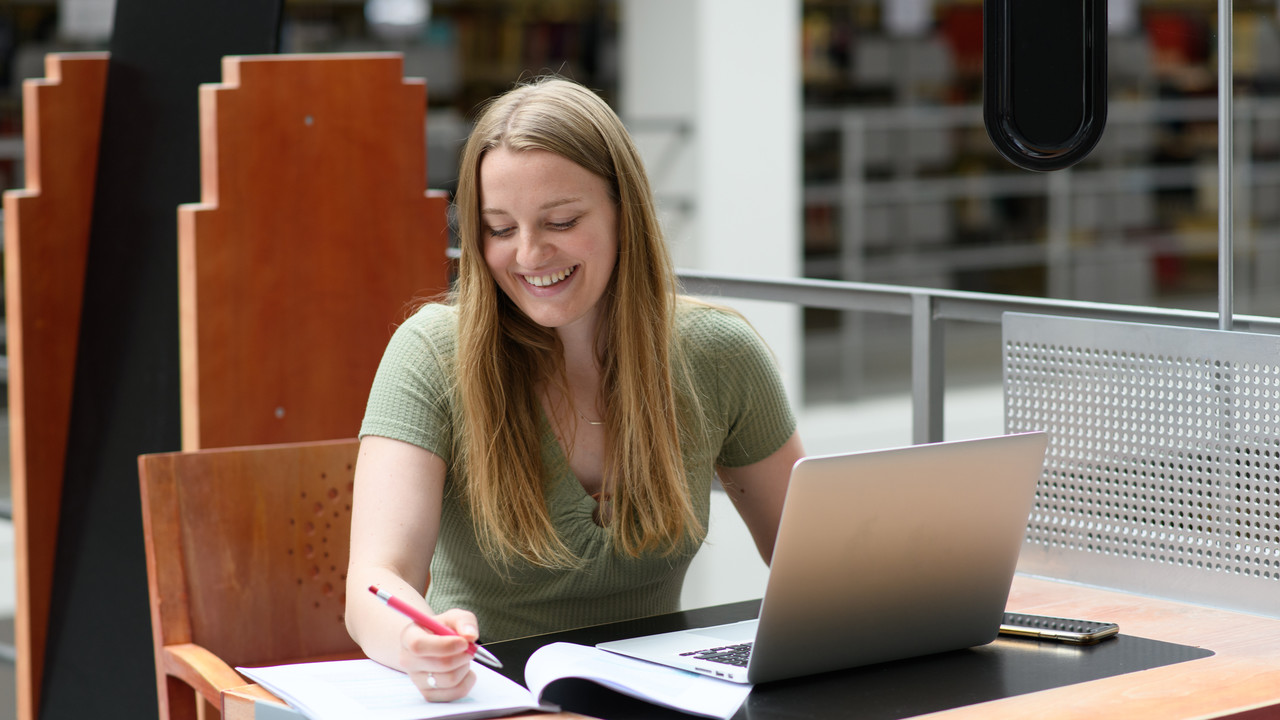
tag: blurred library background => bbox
[0,0,1274,716]
[2,0,1276,393]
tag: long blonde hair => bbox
[452,77,704,569]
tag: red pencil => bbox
[368,585,503,668]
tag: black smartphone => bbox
[999,612,1119,645]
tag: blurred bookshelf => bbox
[800,0,1280,304]
[281,0,619,192]
[284,0,618,110]
[798,0,1280,401]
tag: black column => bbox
[39,2,282,717]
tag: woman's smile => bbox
[522,265,579,289]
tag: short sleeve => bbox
[359,303,458,463]
[679,304,797,468]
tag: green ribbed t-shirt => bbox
[359,300,796,641]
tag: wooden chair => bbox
[137,439,364,720]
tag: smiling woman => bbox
[344,76,804,703]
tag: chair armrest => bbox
[163,642,248,706]
[223,683,289,720]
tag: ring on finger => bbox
[427,672,437,689]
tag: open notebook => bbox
[599,432,1049,684]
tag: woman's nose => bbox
[516,229,553,267]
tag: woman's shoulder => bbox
[675,297,762,351]
[400,301,459,335]
[387,301,460,356]
[404,300,458,324]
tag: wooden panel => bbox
[181,441,358,664]
[138,439,363,716]
[1,51,108,720]
[177,53,450,451]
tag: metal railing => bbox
[677,268,1280,444]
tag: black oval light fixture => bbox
[984,0,1108,171]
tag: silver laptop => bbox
[598,431,1049,684]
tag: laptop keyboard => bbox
[681,642,753,667]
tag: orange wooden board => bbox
[2,51,109,720]
[178,53,450,450]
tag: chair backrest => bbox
[177,53,450,451]
[138,438,362,716]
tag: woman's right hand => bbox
[397,608,481,702]
[347,437,457,692]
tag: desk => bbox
[223,575,1280,720]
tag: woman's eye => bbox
[549,218,579,231]
[487,225,515,238]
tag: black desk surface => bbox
[485,599,1212,720]
[221,576,1280,720]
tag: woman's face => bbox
[479,147,619,336]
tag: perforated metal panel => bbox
[1003,313,1280,617]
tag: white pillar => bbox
[621,0,802,610]
[620,0,802,404]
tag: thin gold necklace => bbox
[575,407,604,426]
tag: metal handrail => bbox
[676,268,1280,444]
